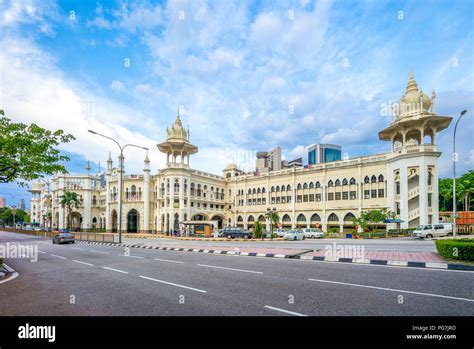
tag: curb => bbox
[293,255,474,271]
[77,240,294,258]
[76,240,474,271]
[0,263,19,284]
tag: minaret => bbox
[86,161,91,175]
[431,89,436,114]
[143,151,151,233]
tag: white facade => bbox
[31,72,451,232]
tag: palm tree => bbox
[253,221,263,240]
[60,191,80,230]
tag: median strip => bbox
[139,275,207,293]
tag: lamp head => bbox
[460,110,467,116]
[88,130,97,134]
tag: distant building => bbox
[0,197,6,208]
[285,158,303,168]
[18,199,26,210]
[256,147,282,173]
[308,144,342,165]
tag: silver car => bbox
[303,228,324,239]
[412,224,453,239]
[283,229,305,241]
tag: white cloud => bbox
[110,80,125,91]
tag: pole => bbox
[118,151,124,244]
[453,110,467,237]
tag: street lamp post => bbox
[88,130,148,243]
[266,207,277,240]
[452,110,467,237]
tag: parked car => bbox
[58,229,70,234]
[413,223,453,239]
[275,228,287,237]
[220,228,252,239]
[52,233,75,244]
[283,229,305,241]
[302,228,324,239]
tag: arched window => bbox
[350,177,356,185]
[271,186,275,192]
[248,188,252,194]
[237,215,243,222]
[371,175,377,183]
[248,215,255,222]
[342,178,348,185]
[327,213,339,222]
[364,176,370,184]
[296,214,306,222]
[257,188,261,194]
[92,195,97,206]
[286,185,291,191]
[328,180,334,187]
[297,183,302,190]
[315,181,321,188]
[262,188,266,193]
[344,212,356,222]
[335,179,341,186]
[252,188,256,194]
[303,183,308,189]
[309,182,314,189]
[378,174,384,182]
[310,213,321,222]
[282,214,291,222]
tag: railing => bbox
[408,208,420,220]
[408,187,419,200]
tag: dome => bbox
[224,163,238,171]
[166,114,189,141]
[398,71,431,116]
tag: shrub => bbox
[435,239,474,261]
[0,258,3,267]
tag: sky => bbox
[0,0,473,208]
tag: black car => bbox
[220,228,252,239]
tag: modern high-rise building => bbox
[308,144,342,165]
[256,147,282,173]
[0,197,6,208]
[18,199,26,210]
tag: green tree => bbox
[253,221,263,239]
[353,209,394,233]
[0,207,29,225]
[439,178,453,212]
[457,170,474,211]
[0,110,75,186]
[59,191,80,229]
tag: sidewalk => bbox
[307,250,445,263]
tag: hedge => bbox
[435,238,474,261]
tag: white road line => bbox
[121,255,144,259]
[91,250,110,254]
[308,278,474,303]
[71,247,84,251]
[50,254,66,259]
[71,260,94,267]
[38,250,46,254]
[197,264,263,274]
[264,305,307,317]
[139,275,207,293]
[154,258,184,264]
[103,266,128,274]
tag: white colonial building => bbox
[30,72,452,234]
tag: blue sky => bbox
[0,0,473,207]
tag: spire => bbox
[107,151,112,163]
[86,161,91,172]
[406,70,418,93]
[431,89,436,114]
[175,109,182,126]
[144,150,150,163]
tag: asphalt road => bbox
[124,236,438,252]
[1,231,473,316]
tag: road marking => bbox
[139,275,207,293]
[71,260,94,266]
[91,250,110,254]
[154,258,184,264]
[50,254,66,259]
[308,278,474,303]
[71,247,84,251]
[38,250,46,254]
[197,264,263,274]
[103,267,128,274]
[264,305,307,317]
[121,255,144,259]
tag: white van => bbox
[413,223,453,239]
